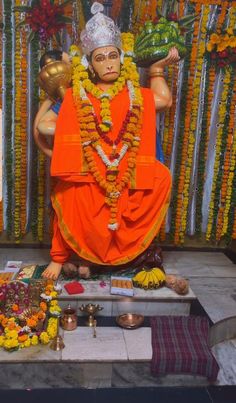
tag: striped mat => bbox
[150,316,219,381]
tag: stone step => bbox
[58,279,196,317]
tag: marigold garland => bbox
[4,0,14,236]
[20,28,28,235]
[216,73,236,240]
[37,90,46,242]
[179,4,209,242]
[212,74,234,241]
[0,281,61,351]
[174,2,201,244]
[206,68,231,241]
[0,2,3,233]
[14,2,22,242]
[30,38,40,239]
[72,33,143,230]
[170,21,192,240]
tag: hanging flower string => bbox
[14,1,22,242]
[0,3,3,233]
[216,73,235,240]
[4,0,14,236]
[72,33,143,231]
[20,27,28,234]
[37,89,46,242]
[206,69,231,241]
[174,2,201,244]
[179,3,208,244]
[212,74,233,241]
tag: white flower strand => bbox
[127,80,135,109]
[95,143,129,168]
[108,222,119,231]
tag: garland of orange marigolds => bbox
[72,33,143,230]
[20,27,28,235]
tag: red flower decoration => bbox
[14,0,73,48]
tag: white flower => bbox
[108,222,119,231]
[54,284,62,293]
[21,326,31,333]
[40,293,52,302]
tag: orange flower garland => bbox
[174,2,202,244]
[206,69,231,241]
[220,83,236,238]
[37,90,46,242]
[72,34,143,230]
[0,2,3,233]
[179,5,209,242]
[178,0,185,18]
[14,2,22,242]
[20,28,28,234]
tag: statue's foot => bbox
[78,265,91,279]
[42,261,62,281]
[62,262,78,278]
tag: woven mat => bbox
[150,315,219,381]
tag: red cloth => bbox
[64,281,84,295]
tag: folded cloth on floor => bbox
[150,315,219,381]
[64,281,84,294]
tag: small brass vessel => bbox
[50,334,65,351]
[116,313,144,329]
[61,304,77,331]
[79,303,103,327]
[38,60,72,101]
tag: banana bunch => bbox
[132,268,166,290]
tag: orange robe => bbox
[50,87,171,265]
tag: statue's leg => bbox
[43,214,72,280]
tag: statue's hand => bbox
[150,47,180,71]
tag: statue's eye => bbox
[109,52,118,59]
[95,55,105,62]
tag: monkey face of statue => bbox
[90,46,121,83]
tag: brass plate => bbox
[116,313,144,329]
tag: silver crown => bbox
[80,2,121,55]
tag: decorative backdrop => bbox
[0,0,235,246]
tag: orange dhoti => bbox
[50,87,171,265]
[51,160,171,265]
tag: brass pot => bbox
[60,305,77,331]
[38,60,72,101]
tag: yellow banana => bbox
[142,271,152,289]
[152,268,166,283]
[152,268,166,288]
[133,269,146,285]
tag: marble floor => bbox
[0,248,236,388]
